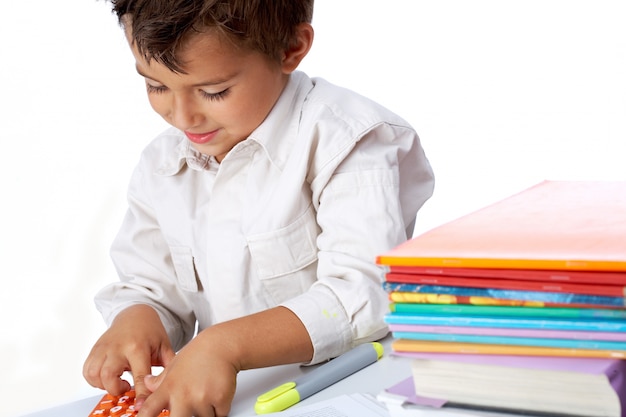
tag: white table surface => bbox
[21,336,413,417]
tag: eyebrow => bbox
[135,65,233,87]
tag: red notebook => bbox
[377,181,626,272]
[387,265,626,285]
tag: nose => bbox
[169,93,204,131]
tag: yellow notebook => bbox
[377,181,626,272]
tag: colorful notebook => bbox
[376,181,626,271]
[390,303,626,320]
[387,265,626,285]
[388,291,617,309]
[385,272,626,297]
[388,323,626,342]
[382,282,626,308]
[384,313,626,332]
[391,331,626,351]
[392,339,626,359]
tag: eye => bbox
[146,83,167,94]
[200,88,230,102]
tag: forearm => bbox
[197,306,314,372]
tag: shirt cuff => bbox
[280,285,353,365]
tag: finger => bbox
[144,374,163,393]
[168,398,215,417]
[84,343,133,396]
[83,349,106,389]
[160,346,176,368]
[137,388,173,417]
[99,365,132,396]
[139,343,174,407]
[128,358,154,408]
[214,401,230,417]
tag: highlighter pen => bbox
[254,342,384,414]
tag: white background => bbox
[2,1,625,416]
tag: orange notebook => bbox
[392,339,626,359]
[377,181,626,272]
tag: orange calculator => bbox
[88,390,170,417]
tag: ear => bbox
[281,23,314,74]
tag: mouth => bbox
[184,129,219,145]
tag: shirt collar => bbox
[247,71,314,170]
[154,135,216,176]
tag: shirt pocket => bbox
[170,246,199,292]
[246,204,320,303]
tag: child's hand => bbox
[136,326,239,417]
[83,305,176,408]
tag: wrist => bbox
[195,307,313,372]
[196,323,246,373]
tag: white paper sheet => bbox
[244,393,390,417]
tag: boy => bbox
[83,0,434,416]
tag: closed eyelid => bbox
[200,88,230,101]
[141,74,164,86]
[145,84,167,95]
[145,79,165,88]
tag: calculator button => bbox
[110,405,126,416]
[89,389,169,417]
[99,399,116,410]
[118,395,131,406]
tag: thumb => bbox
[133,372,162,411]
[144,372,165,392]
[135,347,174,410]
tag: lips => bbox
[184,130,218,145]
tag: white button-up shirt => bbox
[95,71,434,364]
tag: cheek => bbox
[147,95,169,119]
[235,89,275,122]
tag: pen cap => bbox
[255,382,300,414]
[371,342,384,359]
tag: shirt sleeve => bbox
[281,122,434,363]
[93,152,197,351]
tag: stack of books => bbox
[376,181,626,416]
[379,354,626,417]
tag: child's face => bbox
[129,30,290,162]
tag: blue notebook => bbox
[392,331,626,351]
[385,313,626,332]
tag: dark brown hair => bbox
[108,0,314,72]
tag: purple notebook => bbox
[388,323,626,342]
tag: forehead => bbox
[129,27,258,78]
[177,29,246,64]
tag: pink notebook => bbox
[377,181,626,272]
